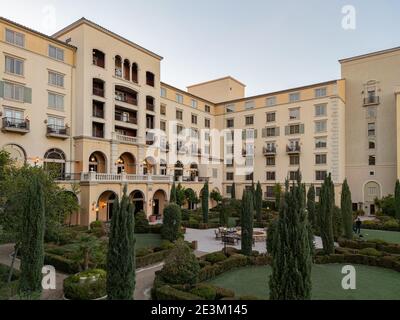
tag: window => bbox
[316,187,321,197]
[204,131,210,141]
[92,100,104,118]
[266,186,274,198]
[226,158,233,167]
[205,105,211,113]
[176,109,183,120]
[315,87,327,98]
[368,123,376,136]
[226,185,233,195]
[204,145,210,155]
[288,124,301,135]
[47,116,64,129]
[245,101,255,110]
[49,45,64,61]
[266,156,275,166]
[289,171,300,181]
[92,122,104,138]
[245,116,254,125]
[191,99,198,108]
[176,94,183,104]
[369,155,376,166]
[369,140,375,149]
[245,172,254,181]
[160,104,166,115]
[161,87,166,98]
[289,92,300,102]
[289,108,300,120]
[205,118,210,128]
[315,104,327,117]
[315,120,327,133]
[315,137,327,149]
[191,114,197,124]
[289,155,300,166]
[48,92,64,111]
[146,72,155,87]
[2,82,26,102]
[266,127,278,137]
[176,124,184,134]
[5,29,25,47]
[315,154,327,165]
[160,121,166,131]
[225,104,235,113]
[225,131,234,142]
[367,106,377,118]
[266,171,276,181]
[316,170,327,181]
[4,107,23,121]
[5,56,23,75]
[226,172,234,181]
[48,71,64,87]
[266,96,276,107]
[226,145,234,155]
[266,112,276,123]
[226,118,234,128]
[243,129,256,140]
[92,49,105,68]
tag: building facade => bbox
[0,16,399,224]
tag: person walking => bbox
[355,217,362,235]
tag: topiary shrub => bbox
[190,283,217,300]
[159,239,200,285]
[359,247,382,257]
[63,269,106,300]
[161,204,182,242]
[204,252,227,264]
[135,211,149,233]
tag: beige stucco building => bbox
[1,16,399,224]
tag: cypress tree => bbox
[255,181,263,223]
[241,190,254,256]
[307,185,316,231]
[19,172,46,298]
[231,183,236,200]
[106,185,136,300]
[318,173,335,254]
[201,181,209,223]
[395,180,400,220]
[341,179,353,239]
[170,182,177,204]
[274,183,282,211]
[269,176,312,300]
[161,203,182,242]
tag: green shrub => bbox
[161,204,182,241]
[181,209,190,221]
[159,239,200,285]
[136,250,171,269]
[383,219,400,230]
[147,224,162,234]
[154,285,203,300]
[44,253,80,274]
[190,283,217,300]
[90,221,103,229]
[63,269,106,300]
[359,248,382,257]
[136,248,153,258]
[204,252,227,264]
[135,211,149,233]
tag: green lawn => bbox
[208,264,400,300]
[135,233,162,250]
[360,229,400,244]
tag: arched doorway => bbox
[153,190,167,217]
[116,152,136,174]
[130,190,145,214]
[2,144,26,166]
[89,152,107,173]
[143,157,156,175]
[364,181,381,216]
[97,191,117,222]
[174,161,183,181]
[44,148,66,179]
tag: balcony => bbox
[114,133,140,145]
[54,173,81,181]
[47,124,70,139]
[2,117,30,134]
[115,89,138,106]
[80,172,173,183]
[363,96,380,106]
[286,145,301,154]
[263,146,277,155]
[115,113,137,125]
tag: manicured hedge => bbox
[362,220,400,232]
[338,238,400,254]
[44,253,80,274]
[136,249,172,269]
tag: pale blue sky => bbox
[2,0,400,96]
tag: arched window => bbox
[89,152,107,173]
[115,55,122,77]
[131,63,138,83]
[92,49,105,68]
[44,148,66,179]
[123,59,130,81]
[2,144,26,167]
